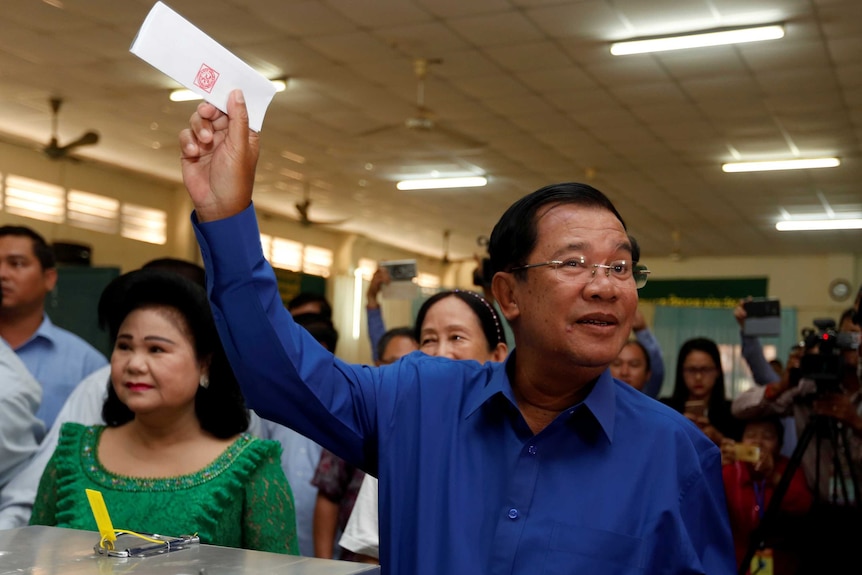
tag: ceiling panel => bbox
[0,0,857,262]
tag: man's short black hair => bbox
[294,312,339,353]
[488,182,636,279]
[287,292,332,320]
[0,225,55,270]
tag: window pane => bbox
[121,203,166,245]
[303,245,332,278]
[67,190,119,234]
[271,237,302,271]
[416,273,440,289]
[4,175,65,223]
[357,257,376,281]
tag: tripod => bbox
[738,412,861,575]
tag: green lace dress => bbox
[30,423,299,555]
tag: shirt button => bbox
[507,508,519,520]
[527,445,537,455]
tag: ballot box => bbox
[0,526,380,574]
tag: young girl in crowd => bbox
[662,337,745,445]
[338,289,509,563]
[29,269,299,554]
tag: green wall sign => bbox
[638,277,768,308]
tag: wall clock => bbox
[829,279,852,302]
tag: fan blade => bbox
[61,131,100,151]
[426,123,486,151]
[358,123,400,138]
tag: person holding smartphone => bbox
[660,337,745,446]
[721,416,812,573]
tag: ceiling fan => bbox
[43,97,99,160]
[358,58,486,152]
[292,183,350,228]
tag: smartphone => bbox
[684,400,708,418]
[379,259,419,300]
[743,298,781,337]
[380,259,417,282]
[733,443,761,464]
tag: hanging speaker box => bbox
[53,241,92,266]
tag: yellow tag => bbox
[750,548,773,575]
[85,489,117,546]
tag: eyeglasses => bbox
[683,366,718,377]
[509,257,650,289]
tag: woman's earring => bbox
[199,374,210,389]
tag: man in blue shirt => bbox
[179,90,735,574]
[0,226,107,429]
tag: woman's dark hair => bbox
[99,268,248,437]
[669,337,727,413]
[488,182,636,277]
[414,290,507,351]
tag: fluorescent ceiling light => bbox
[776,219,862,231]
[722,157,840,173]
[611,25,784,56]
[169,78,287,102]
[397,176,487,191]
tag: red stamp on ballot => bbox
[193,63,219,93]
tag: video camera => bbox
[794,319,860,393]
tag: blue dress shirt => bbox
[194,204,735,575]
[12,315,108,429]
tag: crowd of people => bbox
[0,91,859,574]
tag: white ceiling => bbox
[1,0,860,262]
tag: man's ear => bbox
[492,272,520,323]
[43,267,58,292]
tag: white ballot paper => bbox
[130,1,276,132]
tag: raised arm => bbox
[181,91,383,473]
[366,268,390,363]
[632,310,665,398]
[179,90,259,222]
[734,299,779,385]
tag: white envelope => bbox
[130,1,277,132]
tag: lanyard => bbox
[752,479,767,520]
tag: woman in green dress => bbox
[30,269,299,554]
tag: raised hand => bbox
[179,90,260,222]
[366,268,391,309]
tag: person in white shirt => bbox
[0,339,43,491]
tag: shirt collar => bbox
[25,314,58,347]
[465,350,617,443]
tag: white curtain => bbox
[653,305,798,399]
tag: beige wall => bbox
[0,140,188,271]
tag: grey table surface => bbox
[0,526,380,574]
